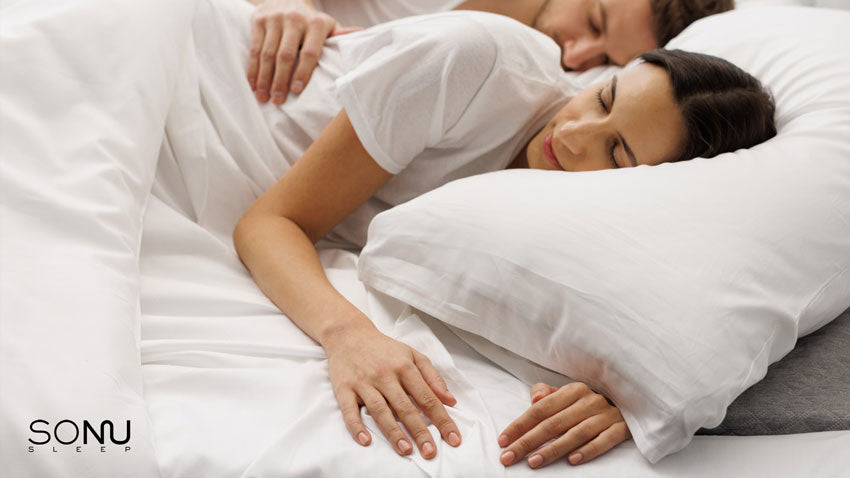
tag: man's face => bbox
[533,0,658,71]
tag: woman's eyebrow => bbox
[610,75,638,167]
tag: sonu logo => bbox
[28,419,131,453]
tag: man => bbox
[246,0,732,104]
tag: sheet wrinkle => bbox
[141,339,326,365]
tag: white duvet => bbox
[139,196,850,478]
[2,0,850,476]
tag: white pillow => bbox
[0,0,195,475]
[358,7,850,464]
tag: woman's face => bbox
[525,63,686,172]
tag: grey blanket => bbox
[698,305,850,435]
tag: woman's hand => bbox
[247,0,361,104]
[323,326,463,459]
[498,382,630,469]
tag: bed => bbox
[138,194,850,478]
[2,0,849,476]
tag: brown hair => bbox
[650,0,734,46]
[640,49,776,162]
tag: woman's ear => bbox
[529,382,559,404]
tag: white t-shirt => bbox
[311,0,465,27]
[258,11,579,247]
[186,2,578,248]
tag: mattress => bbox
[139,195,850,477]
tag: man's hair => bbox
[640,49,776,162]
[650,0,735,46]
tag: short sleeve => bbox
[333,14,498,174]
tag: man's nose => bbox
[561,38,607,71]
[555,119,604,156]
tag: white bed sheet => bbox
[138,2,850,474]
[139,195,850,477]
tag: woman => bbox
[233,11,776,469]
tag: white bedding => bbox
[142,13,850,458]
[4,0,850,475]
[139,195,850,477]
[137,4,850,473]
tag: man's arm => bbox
[245,0,359,104]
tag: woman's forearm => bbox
[233,110,461,457]
[234,213,376,348]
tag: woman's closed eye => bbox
[596,86,620,169]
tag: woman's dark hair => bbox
[640,49,776,162]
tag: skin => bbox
[499,382,631,468]
[511,62,686,171]
[234,63,686,467]
[245,0,657,103]
[531,0,657,71]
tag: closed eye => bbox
[596,86,620,168]
[588,16,601,36]
[596,87,608,113]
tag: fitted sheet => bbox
[139,195,850,477]
[698,306,850,435]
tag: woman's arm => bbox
[234,109,461,459]
[498,382,631,469]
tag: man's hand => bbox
[248,0,360,104]
[498,382,631,469]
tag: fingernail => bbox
[531,393,543,403]
[500,450,515,466]
[249,80,256,90]
[569,453,582,465]
[357,432,369,446]
[422,442,434,457]
[255,89,268,102]
[398,439,411,454]
[448,431,461,447]
[272,91,284,103]
[292,80,304,93]
[528,454,543,468]
[498,434,509,447]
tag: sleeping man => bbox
[243,0,734,104]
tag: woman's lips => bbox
[543,132,564,170]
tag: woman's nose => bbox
[555,119,603,156]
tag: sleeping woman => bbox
[232,10,776,470]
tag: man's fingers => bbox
[335,389,371,446]
[247,18,266,91]
[413,352,456,406]
[566,420,630,466]
[357,386,413,456]
[255,17,283,103]
[330,25,364,36]
[288,18,331,97]
[400,368,462,448]
[269,14,305,104]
